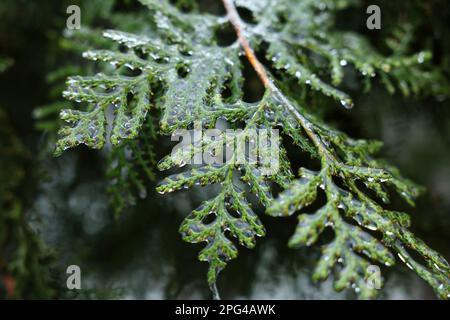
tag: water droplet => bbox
[433,263,442,272]
[139,188,147,199]
[417,52,426,64]
[224,58,234,66]
[397,253,406,263]
[340,99,354,109]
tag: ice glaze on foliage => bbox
[55,0,450,299]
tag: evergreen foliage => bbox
[50,0,450,299]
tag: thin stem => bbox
[211,282,221,300]
[222,0,271,87]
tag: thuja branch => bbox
[222,0,270,86]
[55,0,450,299]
